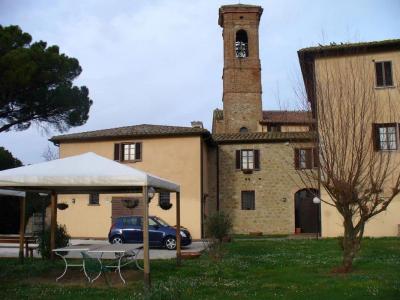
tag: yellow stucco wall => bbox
[315,50,400,237]
[321,190,400,237]
[261,125,310,132]
[281,125,310,133]
[57,136,203,239]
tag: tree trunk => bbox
[340,218,363,273]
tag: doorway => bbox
[294,189,320,233]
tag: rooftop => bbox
[298,39,400,106]
[218,4,263,26]
[262,110,314,124]
[213,109,313,124]
[212,131,315,144]
[298,39,400,58]
[50,124,210,144]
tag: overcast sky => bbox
[1,0,399,164]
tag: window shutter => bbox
[254,149,260,170]
[135,143,142,160]
[305,149,312,169]
[375,62,384,86]
[241,191,255,210]
[384,61,393,86]
[294,149,300,169]
[114,143,121,161]
[312,148,319,168]
[235,150,241,169]
[372,124,380,151]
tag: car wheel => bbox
[164,236,177,250]
[111,235,124,244]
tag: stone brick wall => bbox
[220,6,263,133]
[223,92,262,133]
[212,118,225,134]
[217,141,316,234]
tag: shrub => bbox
[204,212,233,262]
[205,211,233,242]
[38,224,70,259]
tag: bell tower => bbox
[219,4,263,133]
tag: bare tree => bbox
[296,55,400,272]
[42,145,58,161]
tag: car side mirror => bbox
[153,224,159,229]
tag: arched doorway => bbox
[294,189,320,234]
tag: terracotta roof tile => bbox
[262,110,314,124]
[212,131,315,143]
[298,39,400,55]
[50,124,209,143]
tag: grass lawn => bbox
[0,238,399,299]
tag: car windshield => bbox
[154,217,170,227]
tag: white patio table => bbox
[52,244,101,282]
[87,243,143,284]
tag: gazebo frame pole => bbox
[143,186,151,287]
[50,191,57,260]
[176,192,181,266]
[18,197,26,262]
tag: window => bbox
[375,61,393,87]
[241,191,255,210]
[294,148,318,169]
[149,218,158,227]
[239,127,249,133]
[123,216,141,227]
[267,124,281,132]
[123,143,136,161]
[236,149,260,171]
[373,124,398,150]
[114,142,142,162]
[235,29,248,58]
[241,150,254,170]
[89,193,99,205]
[299,149,308,169]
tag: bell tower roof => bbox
[218,4,263,27]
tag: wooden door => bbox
[111,197,143,223]
[294,190,319,233]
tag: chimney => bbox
[191,121,204,129]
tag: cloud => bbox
[1,0,399,164]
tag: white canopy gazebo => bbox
[0,152,182,285]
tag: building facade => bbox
[209,4,316,235]
[51,4,400,239]
[51,126,211,239]
[299,40,400,237]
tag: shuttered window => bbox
[89,193,99,205]
[373,123,398,151]
[241,191,255,210]
[294,148,316,169]
[114,142,142,162]
[235,149,260,171]
[375,61,393,87]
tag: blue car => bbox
[108,215,192,250]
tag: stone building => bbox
[208,4,316,235]
[50,4,400,239]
